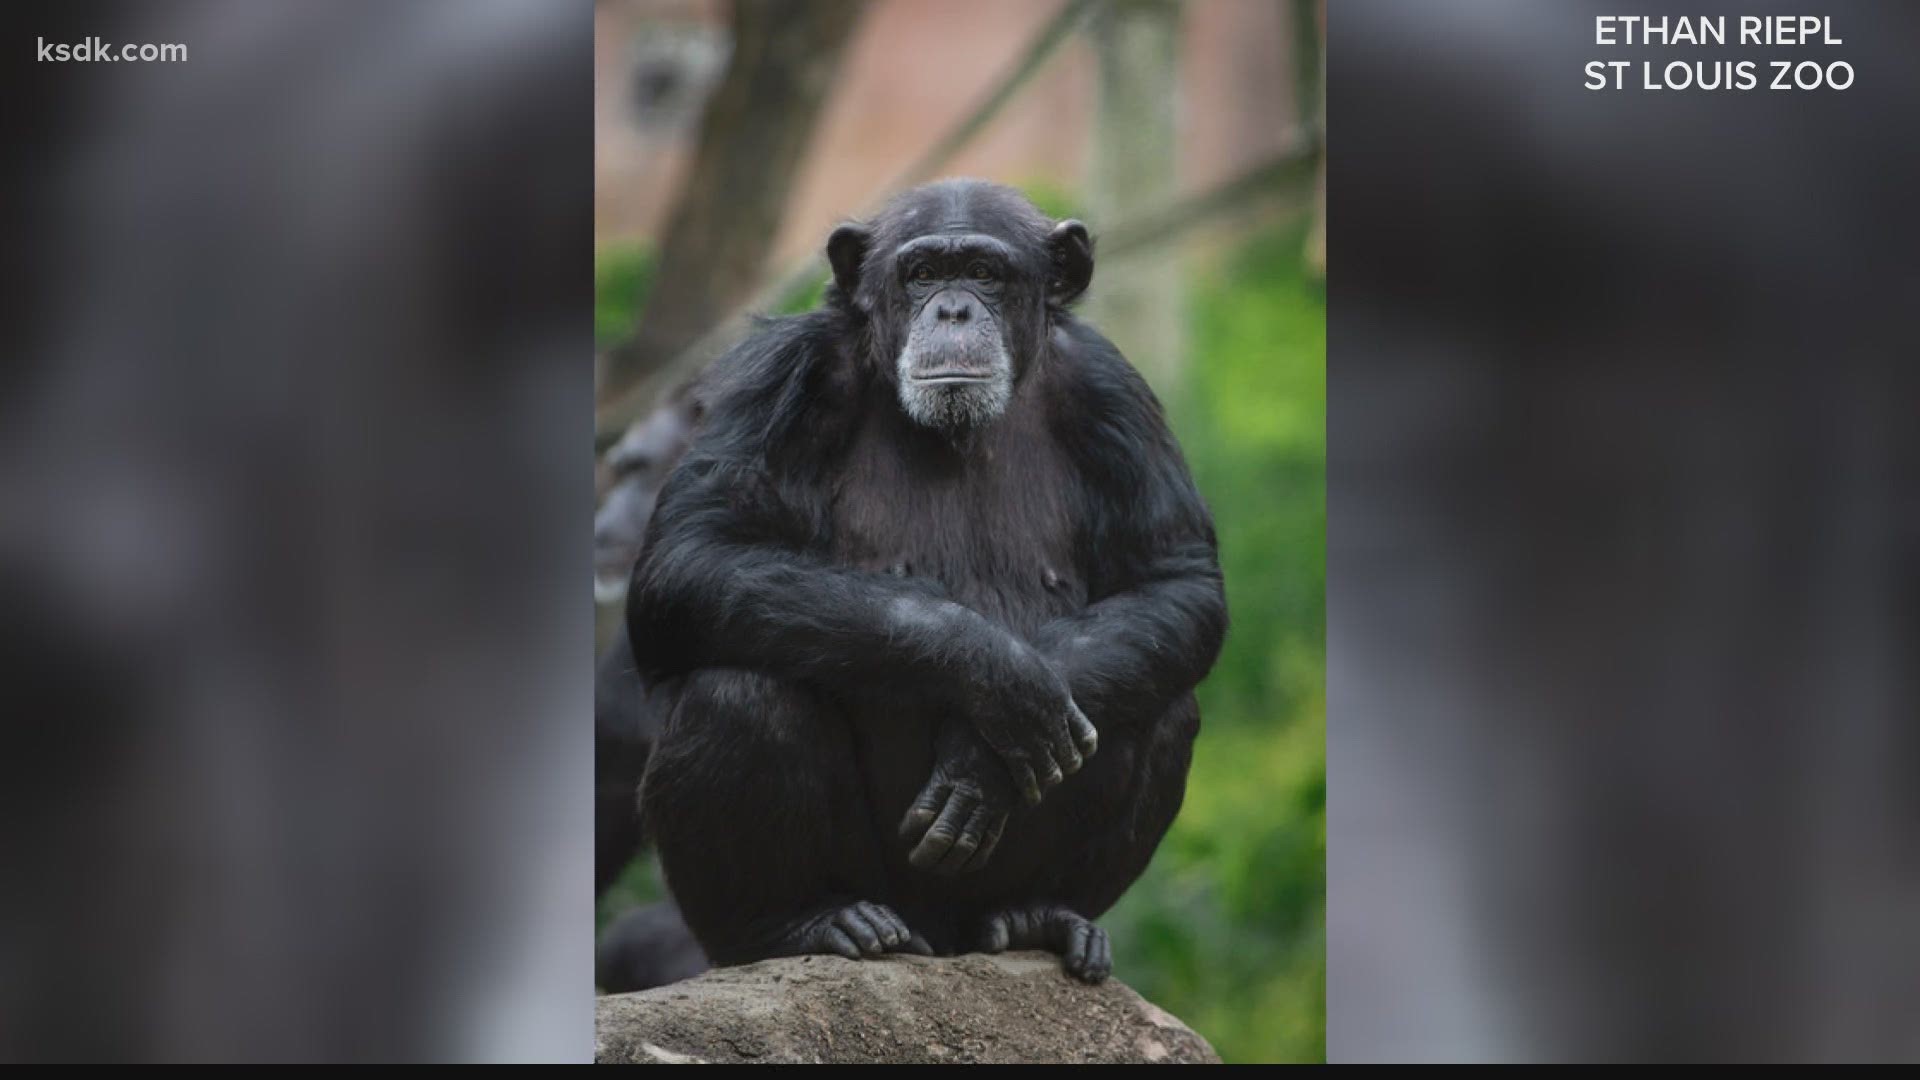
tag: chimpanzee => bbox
[594,897,711,994]
[595,614,712,994]
[595,392,700,898]
[594,390,701,607]
[593,394,710,992]
[628,179,1226,983]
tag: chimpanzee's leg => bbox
[641,668,932,965]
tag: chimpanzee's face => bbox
[593,400,696,604]
[826,181,1094,436]
[890,231,1019,430]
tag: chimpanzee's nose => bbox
[935,298,971,324]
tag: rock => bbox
[594,951,1220,1064]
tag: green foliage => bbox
[1103,222,1326,1063]
[1016,179,1085,223]
[596,239,822,346]
[772,269,829,315]
[595,243,654,348]
[598,856,666,935]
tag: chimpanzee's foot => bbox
[769,901,935,961]
[976,904,1111,984]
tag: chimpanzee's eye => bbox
[910,264,936,285]
[968,261,995,283]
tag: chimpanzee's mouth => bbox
[895,340,1014,430]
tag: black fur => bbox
[594,622,676,897]
[594,396,708,992]
[627,180,1227,983]
[593,396,698,898]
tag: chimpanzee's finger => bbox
[1048,712,1084,776]
[950,804,1004,874]
[1040,754,1066,791]
[978,911,1012,953]
[856,903,909,948]
[967,811,1009,872]
[909,788,977,869]
[1011,759,1044,805]
[836,906,886,954]
[932,800,988,875]
[898,780,951,840]
[1068,701,1099,759]
[821,925,862,960]
[1064,921,1111,983]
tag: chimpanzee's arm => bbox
[1035,334,1229,734]
[626,319,1094,801]
[1036,536,1225,732]
[630,455,1094,801]
[630,453,975,685]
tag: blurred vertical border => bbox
[1329,0,1920,1063]
[2,0,595,1062]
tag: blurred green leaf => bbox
[595,243,654,349]
[597,856,666,934]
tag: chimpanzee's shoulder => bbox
[1046,317,1209,535]
[698,311,845,402]
[687,309,862,466]
[1047,316,1175,440]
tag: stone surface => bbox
[594,951,1220,1064]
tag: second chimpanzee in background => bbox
[594,388,700,899]
[592,390,708,992]
[628,179,1226,983]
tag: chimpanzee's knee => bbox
[668,668,820,747]
[639,668,868,960]
[642,669,826,825]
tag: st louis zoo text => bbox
[1584,15,1852,92]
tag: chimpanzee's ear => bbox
[1046,219,1094,305]
[826,224,872,305]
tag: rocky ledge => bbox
[595,950,1219,1064]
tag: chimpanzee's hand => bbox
[899,726,1019,875]
[959,639,1099,805]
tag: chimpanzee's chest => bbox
[825,422,1088,637]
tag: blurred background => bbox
[2,0,594,1062]
[591,0,1325,1063]
[1330,0,1920,1063]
